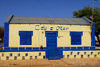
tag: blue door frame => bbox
[45,31,63,60]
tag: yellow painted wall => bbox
[9,24,91,47]
[63,51,100,58]
[0,51,100,60]
[0,51,45,60]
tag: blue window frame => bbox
[70,32,83,45]
[19,31,33,45]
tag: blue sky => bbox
[0,0,100,27]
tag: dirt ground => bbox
[0,58,100,67]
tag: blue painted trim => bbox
[4,23,9,47]
[70,32,83,45]
[91,23,95,46]
[45,31,63,59]
[1,46,98,51]
[45,31,58,37]
[62,47,100,51]
[0,47,46,52]
[58,46,97,50]
[19,31,33,45]
[0,47,100,52]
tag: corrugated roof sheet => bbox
[6,15,93,25]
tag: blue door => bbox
[45,31,62,60]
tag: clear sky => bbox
[0,0,100,27]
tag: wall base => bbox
[0,51,45,60]
[0,50,100,60]
[63,51,100,58]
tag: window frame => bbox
[19,31,33,45]
[70,31,83,45]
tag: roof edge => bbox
[82,16,93,25]
[5,14,14,23]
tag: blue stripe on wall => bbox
[4,23,9,47]
[0,47,100,52]
[91,23,95,46]
[0,47,46,52]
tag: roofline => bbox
[11,16,81,19]
[5,15,93,25]
[82,16,93,25]
[9,23,91,26]
[5,14,14,23]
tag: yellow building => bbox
[0,15,100,60]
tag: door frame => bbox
[45,31,62,60]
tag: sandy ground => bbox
[0,58,100,67]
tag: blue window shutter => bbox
[19,31,33,45]
[70,32,83,45]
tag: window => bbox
[84,52,86,55]
[67,55,69,58]
[19,31,33,45]
[18,53,20,56]
[2,53,4,57]
[43,56,45,59]
[88,55,90,58]
[74,55,76,58]
[98,52,100,55]
[70,32,83,45]
[30,56,32,59]
[77,52,80,55]
[35,56,37,59]
[81,55,83,58]
[6,56,9,60]
[25,53,28,56]
[91,52,93,55]
[94,55,96,57]
[22,56,25,60]
[70,52,73,55]
[39,53,41,56]
[10,53,13,56]
[14,56,17,60]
